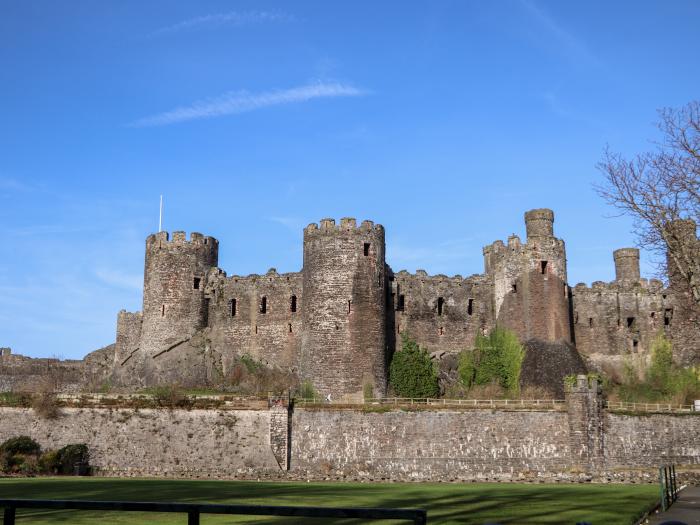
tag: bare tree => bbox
[596,101,700,304]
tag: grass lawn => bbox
[0,478,658,524]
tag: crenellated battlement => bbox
[304,217,384,235]
[146,231,219,250]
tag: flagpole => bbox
[159,195,163,232]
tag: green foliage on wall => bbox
[617,332,700,404]
[389,334,439,398]
[457,327,525,395]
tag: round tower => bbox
[140,231,218,363]
[491,209,571,343]
[613,248,640,281]
[525,208,554,239]
[301,218,387,399]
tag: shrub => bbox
[149,385,192,409]
[299,380,317,400]
[615,333,700,404]
[0,436,41,456]
[56,444,89,475]
[32,391,60,419]
[458,327,525,396]
[38,450,61,474]
[389,334,439,398]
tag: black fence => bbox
[0,499,427,524]
[659,464,679,512]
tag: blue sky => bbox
[1,1,699,359]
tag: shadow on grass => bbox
[0,478,658,525]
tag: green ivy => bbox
[457,327,525,395]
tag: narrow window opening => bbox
[229,299,237,317]
[540,261,548,274]
[588,317,593,328]
[574,312,579,324]
[617,318,621,327]
[290,295,297,313]
[397,294,405,311]
[348,300,352,314]
[626,317,635,329]
[437,297,444,316]
[161,304,166,317]
[288,323,292,333]
[439,327,444,336]
[255,325,258,334]
[363,243,370,256]
[650,312,655,319]
[260,296,267,314]
[512,284,517,293]
[397,323,401,333]
[632,340,639,352]
[467,298,473,316]
[664,308,673,326]
[193,277,201,289]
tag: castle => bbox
[109,208,699,398]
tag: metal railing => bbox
[659,464,680,511]
[294,397,567,409]
[604,400,695,413]
[0,499,427,525]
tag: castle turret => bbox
[525,208,554,239]
[485,208,571,343]
[139,232,218,377]
[300,218,387,399]
[613,248,640,281]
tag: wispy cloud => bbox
[152,10,292,36]
[129,81,367,127]
[519,0,598,67]
[268,216,305,232]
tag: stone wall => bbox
[389,271,493,355]
[291,408,572,481]
[0,407,278,477]
[605,413,700,468]
[205,269,303,374]
[0,401,698,481]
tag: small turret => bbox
[525,208,554,239]
[613,248,640,281]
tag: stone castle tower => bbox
[110,208,699,396]
[301,218,387,397]
[138,231,218,382]
[483,209,571,343]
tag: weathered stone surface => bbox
[0,407,278,477]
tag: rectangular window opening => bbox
[288,323,292,333]
[437,297,444,316]
[290,295,297,313]
[439,327,444,336]
[161,304,165,317]
[626,317,635,329]
[348,300,352,314]
[512,284,517,293]
[540,261,548,274]
[363,243,370,256]
[574,312,579,324]
[588,317,593,328]
[260,296,267,314]
[193,277,201,289]
[229,299,237,317]
[467,298,473,316]
[632,340,639,352]
[397,294,405,311]
[664,308,673,326]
